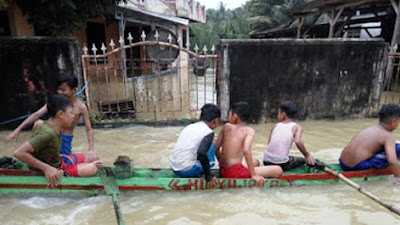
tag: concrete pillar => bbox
[220,43,230,121]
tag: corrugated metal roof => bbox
[291,0,389,16]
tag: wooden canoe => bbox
[0,162,393,196]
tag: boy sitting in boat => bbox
[215,102,282,187]
[263,101,316,171]
[4,73,97,161]
[339,103,400,181]
[169,104,221,188]
[13,95,102,186]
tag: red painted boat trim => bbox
[0,169,43,176]
[119,186,166,191]
[0,183,104,190]
[280,168,392,180]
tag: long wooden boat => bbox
[0,157,394,196]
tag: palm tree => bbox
[246,0,313,34]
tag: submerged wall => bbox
[218,39,387,123]
[0,37,81,129]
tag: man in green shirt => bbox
[13,95,102,186]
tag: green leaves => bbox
[190,4,250,51]
[246,0,313,34]
[189,0,314,48]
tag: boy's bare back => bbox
[340,125,395,167]
[216,123,255,166]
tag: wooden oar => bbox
[314,161,400,216]
[99,167,125,225]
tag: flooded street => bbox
[3,0,400,224]
[1,119,400,224]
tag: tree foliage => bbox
[190,3,250,51]
[246,0,313,34]
[11,0,124,36]
[189,1,314,49]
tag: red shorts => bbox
[220,163,251,178]
[59,153,86,177]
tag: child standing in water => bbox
[263,101,315,171]
[216,102,282,187]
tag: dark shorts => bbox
[263,156,305,171]
[339,144,400,171]
[59,153,86,176]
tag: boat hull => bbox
[0,164,393,196]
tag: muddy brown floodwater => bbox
[0,119,400,224]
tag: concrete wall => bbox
[0,37,81,129]
[219,39,387,123]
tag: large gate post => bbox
[219,43,230,121]
[118,12,129,102]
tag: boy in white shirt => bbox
[263,101,315,171]
[169,104,220,188]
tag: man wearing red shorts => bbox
[216,102,282,187]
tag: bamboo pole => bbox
[99,168,125,225]
[323,166,400,216]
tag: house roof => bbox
[291,0,390,17]
[251,0,393,39]
[117,2,189,26]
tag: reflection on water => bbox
[1,119,400,224]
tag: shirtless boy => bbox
[5,73,97,161]
[13,95,102,186]
[216,102,282,187]
[339,104,400,181]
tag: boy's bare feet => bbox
[92,160,103,168]
[85,152,100,163]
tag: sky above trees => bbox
[200,0,249,10]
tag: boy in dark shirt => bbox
[5,73,96,160]
[13,95,102,186]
